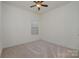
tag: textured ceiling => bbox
[3,1,71,13]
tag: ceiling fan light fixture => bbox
[36,4,41,7]
[30,1,48,11]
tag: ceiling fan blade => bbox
[38,7,40,11]
[33,1,43,3]
[30,5,36,8]
[40,1,44,3]
[33,1,37,3]
[41,4,48,7]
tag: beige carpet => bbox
[1,40,79,58]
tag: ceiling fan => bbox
[30,1,48,11]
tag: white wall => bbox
[41,2,79,49]
[0,1,2,57]
[0,1,2,48]
[2,2,79,50]
[2,3,40,48]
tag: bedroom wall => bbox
[0,2,2,48]
[41,2,79,49]
[2,3,40,48]
[2,1,79,50]
[0,1,2,57]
